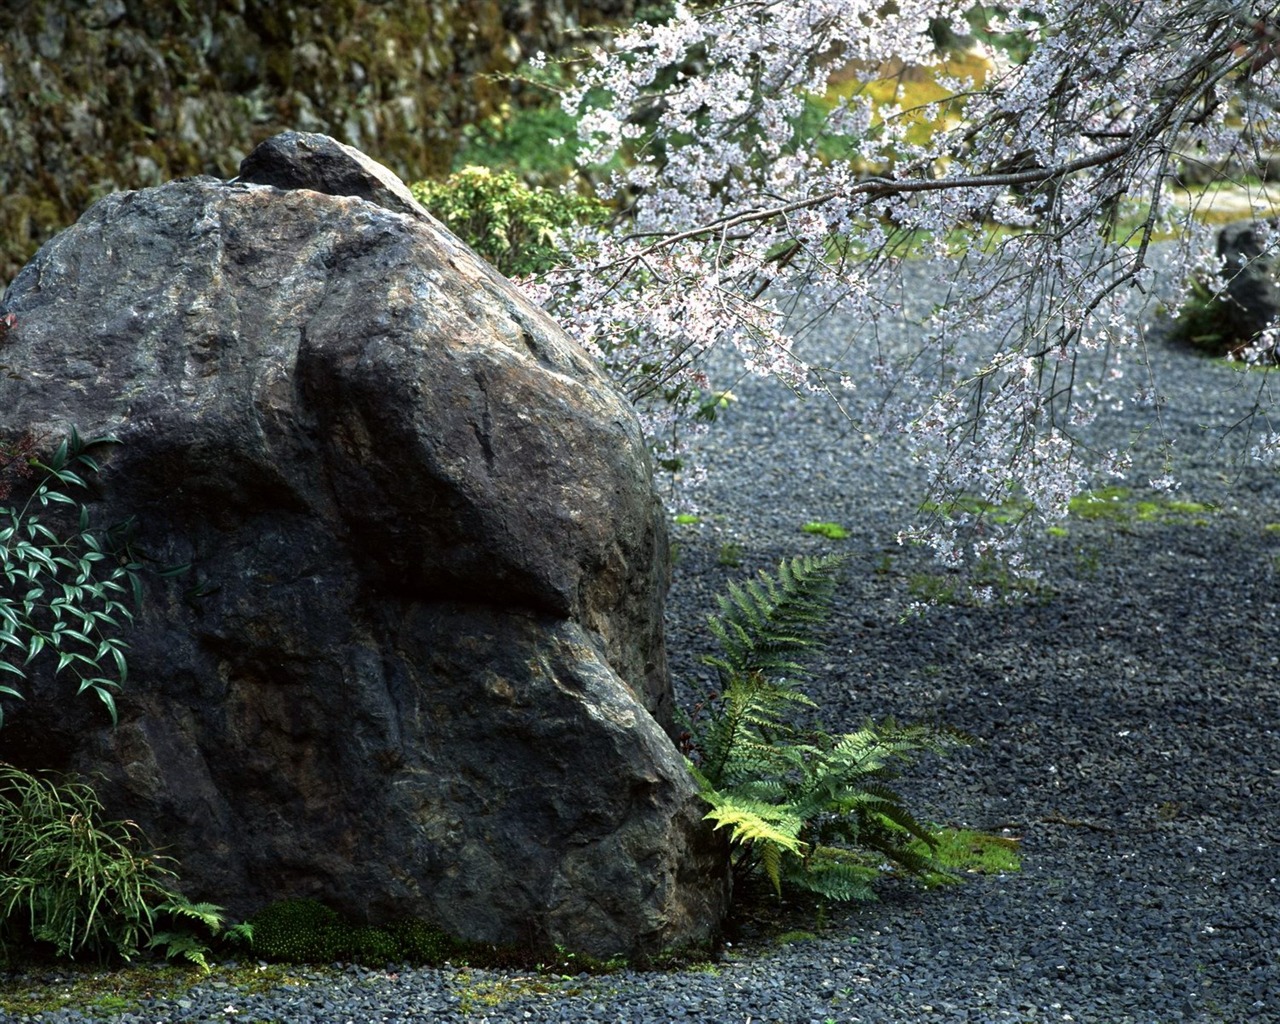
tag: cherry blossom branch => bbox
[623,142,1134,251]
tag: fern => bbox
[703,552,845,687]
[156,898,225,933]
[146,897,252,973]
[685,555,969,901]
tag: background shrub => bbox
[410,167,607,278]
[0,762,181,961]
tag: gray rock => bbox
[0,133,728,958]
[1215,219,1280,351]
[235,130,431,222]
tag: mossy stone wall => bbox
[0,0,629,285]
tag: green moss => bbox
[1161,499,1214,517]
[383,918,455,963]
[923,487,1220,540]
[0,960,330,1018]
[802,521,850,540]
[451,970,595,1014]
[0,963,194,1017]
[247,898,458,966]
[1067,487,1218,527]
[906,827,1022,888]
[0,927,630,1018]
[249,898,343,963]
[774,929,819,945]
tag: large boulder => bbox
[0,133,728,958]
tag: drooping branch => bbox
[622,141,1135,252]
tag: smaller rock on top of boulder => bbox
[237,130,430,222]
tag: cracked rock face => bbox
[0,132,728,958]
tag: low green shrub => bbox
[249,897,456,966]
[249,898,342,963]
[683,554,968,900]
[409,167,607,278]
[0,762,181,961]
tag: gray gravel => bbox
[4,253,1280,1023]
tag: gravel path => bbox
[654,266,1280,1024]
[4,255,1279,1023]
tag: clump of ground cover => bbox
[0,961,315,1019]
[249,898,456,966]
[901,486,1221,606]
[802,520,851,540]
[1064,486,1217,527]
[0,763,181,962]
[409,167,606,277]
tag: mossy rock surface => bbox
[0,0,632,286]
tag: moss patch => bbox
[0,962,314,1019]
[248,898,456,966]
[925,487,1219,535]
[913,827,1023,886]
[802,520,851,540]
[1066,487,1217,528]
[452,970,593,1015]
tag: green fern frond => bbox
[825,720,965,781]
[683,553,986,905]
[695,670,818,787]
[759,839,790,896]
[147,930,213,973]
[699,792,805,855]
[704,553,848,683]
[155,898,227,934]
[787,846,881,901]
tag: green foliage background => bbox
[0,0,633,287]
[410,168,606,277]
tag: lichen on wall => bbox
[0,0,631,286]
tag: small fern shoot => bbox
[695,553,846,788]
[147,897,253,973]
